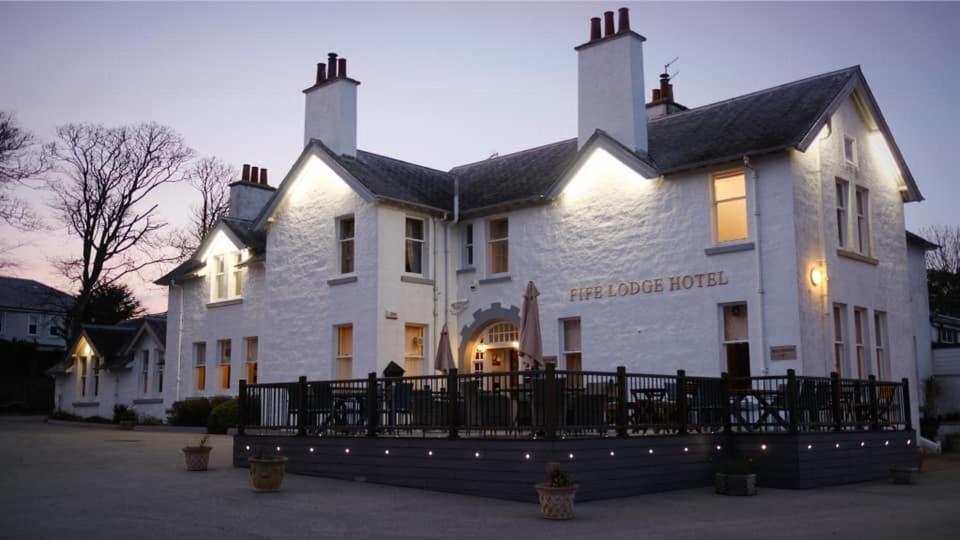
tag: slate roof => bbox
[333,149,455,211]
[0,277,73,313]
[49,315,167,374]
[155,217,263,285]
[906,230,938,250]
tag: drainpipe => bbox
[431,216,440,374]
[744,156,768,375]
[171,279,184,401]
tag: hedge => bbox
[207,398,240,435]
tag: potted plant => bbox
[715,457,757,496]
[182,435,213,471]
[534,462,578,520]
[249,447,289,492]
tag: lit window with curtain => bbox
[712,172,748,243]
[336,325,353,379]
[404,325,425,375]
[194,342,206,391]
[488,218,509,274]
[245,337,258,385]
[561,318,582,372]
[404,218,425,274]
[218,339,231,389]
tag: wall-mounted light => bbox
[810,267,824,287]
[511,340,520,350]
[477,343,488,354]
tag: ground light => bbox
[609,451,615,457]
[428,450,433,456]
[524,453,531,460]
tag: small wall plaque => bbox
[385,311,398,320]
[770,345,797,361]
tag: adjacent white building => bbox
[0,276,71,351]
[158,8,925,424]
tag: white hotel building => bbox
[158,8,925,418]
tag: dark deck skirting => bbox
[233,431,917,501]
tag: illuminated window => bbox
[833,304,847,376]
[874,311,888,379]
[404,325,425,375]
[156,351,165,394]
[338,216,355,274]
[211,251,244,302]
[485,322,518,345]
[463,224,474,267]
[336,325,353,379]
[232,252,243,297]
[218,339,231,390]
[141,350,150,394]
[561,318,582,372]
[193,342,206,391]
[213,255,227,300]
[854,187,871,256]
[405,218,425,275]
[836,179,849,248]
[854,308,867,379]
[712,172,748,243]
[488,218,509,274]
[245,337,258,385]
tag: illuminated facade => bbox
[158,8,925,428]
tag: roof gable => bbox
[0,277,73,312]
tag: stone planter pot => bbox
[715,473,757,496]
[249,456,289,492]
[182,446,212,471]
[534,484,578,520]
[891,466,918,485]
[118,420,136,431]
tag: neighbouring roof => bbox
[0,276,73,313]
[906,230,938,251]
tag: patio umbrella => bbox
[434,323,455,372]
[519,281,543,371]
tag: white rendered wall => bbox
[908,243,933,400]
[304,81,358,157]
[577,34,647,151]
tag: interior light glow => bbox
[475,452,480,458]
[309,447,315,453]
[276,446,281,452]
[245,445,250,451]
[345,448,350,454]
[835,443,840,449]
[807,444,813,450]
[648,449,654,455]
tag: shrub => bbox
[139,416,164,426]
[113,404,137,424]
[82,415,112,424]
[167,398,212,426]
[209,395,232,410]
[49,410,81,421]
[207,398,240,435]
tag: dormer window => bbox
[210,250,244,302]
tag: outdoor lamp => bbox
[810,267,824,287]
[477,342,487,354]
[511,340,520,350]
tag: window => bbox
[194,342,206,391]
[47,317,61,338]
[874,312,888,379]
[27,314,39,336]
[561,318,582,372]
[836,179,849,248]
[712,171,748,244]
[843,136,857,165]
[156,351,165,394]
[0,311,4,333]
[488,218,509,274]
[141,350,150,394]
[854,308,867,379]
[854,187,871,255]
[232,252,243,297]
[211,251,244,301]
[338,216,355,274]
[940,327,958,344]
[336,325,353,380]
[218,339,232,390]
[79,358,87,398]
[833,304,847,376]
[93,357,100,397]
[405,218,425,274]
[463,224,474,267]
[213,255,227,300]
[245,337,258,385]
[722,304,750,378]
[404,325,425,376]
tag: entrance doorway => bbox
[471,322,521,386]
[722,303,751,380]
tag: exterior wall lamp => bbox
[810,267,824,287]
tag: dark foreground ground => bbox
[1,416,958,539]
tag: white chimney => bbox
[229,164,275,221]
[303,53,359,157]
[576,8,647,152]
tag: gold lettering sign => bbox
[569,271,730,302]
[770,346,797,361]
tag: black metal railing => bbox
[237,367,911,439]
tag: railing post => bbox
[296,376,307,436]
[366,372,378,437]
[616,366,627,437]
[446,368,459,438]
[867,375,879,431]
[544,362,557,440]
[786,369,799,435]
[831,371,843,432]
[720,372,732,434]
[901,377,912,432]
[676,369,688,435]
[238,379,247,435]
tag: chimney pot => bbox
[327,52,338,79]
[603,11,615,37]
[250,166,259,184]
[652,88,661,101]
[242,164,251,182]
[316,63,327,84]
[659,73,672,101]
[617,7,630,33]
[338,58,347,79]
[590,17,601,41]
[259,168,268,186]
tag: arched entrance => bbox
[468,321,520,375]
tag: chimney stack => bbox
[316,63,327,84]
[303,52,360,156]
[230,162,275,221]
[575,7,647,151]
[259,168,268,185]
[242,163,251,182]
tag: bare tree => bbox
[0,111,48,230]
[923,225,960,274]
[48,122,193,339]
[167,156,234,261]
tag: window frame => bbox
[156,350,165,394]
[710,170,749,245]
[403,324,426,376]
[335,324,353,380]
[836,179,849,249]
[404,217,427,276]
[854,186,871,256]
[337,215,356,275]
[213,254,227,301]
[463,223,474,268]
[79,357,88,398]
[853,307,868,379]
[218,339,232,390]
[874,311,888,379]
[833,304,848,376]
[92,357,100,397]
[843,135,858,166]
[560,318,582,372]
[245,336,258,385]
[487,217,510,275]
[27,314,39,336]
[141,350,150,394]
[193,342,207,391]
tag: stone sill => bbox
[207,298,242,309]
[837,249,879,266]
[401,275,436,286]
[73,401,99,408]
[327,275,358,286]
[705,242,755,256]
[133,398,164,405]
[478,275,512,285]
[456,267,476,275]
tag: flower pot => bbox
[715,473,757,496]
[182,446,212,471]
[534,483,578,520]
[890,466,918,485]
[118,420,136,430]
[249,456,289,492]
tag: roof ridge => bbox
[649,65,860,123]
[356,149,454,177]
[450,138,577,172]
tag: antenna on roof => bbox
[663,57,679,81]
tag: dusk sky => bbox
[1,1,958,312]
